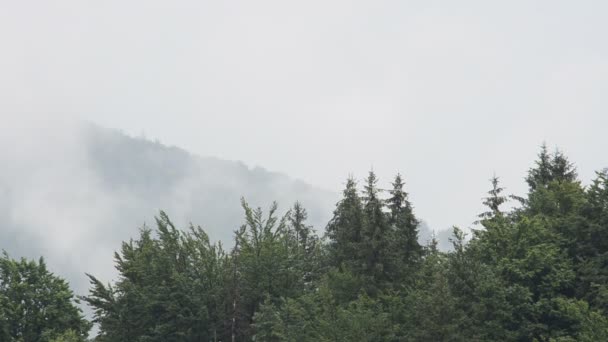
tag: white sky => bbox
[1,0,607,231]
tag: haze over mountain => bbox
[0,119,337,293]
[1,1,607,339]
[0,118,445,299]
[3,1,607,253]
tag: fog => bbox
[1,0,607,291]
[0,116,338,298]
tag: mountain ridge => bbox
[0,121,447,297]
[0,121,337,294]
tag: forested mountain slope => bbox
[80,146,608,341]
[0,122,337,294]
[2,140,607,341]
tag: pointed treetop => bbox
[526,143,578,191]
[387,172,415,216]
[344,176,358,195]
[479,175,507,219]
[391,173,405,196]
[363,170,380,202]
[550,149,577,184]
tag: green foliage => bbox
[326,177,365,273]
[527,143,577,192]
[387,173,423,284]
[249,153,608,341]
[49,330,82,342]
[0,253,90,342]
[4,143,608,341]
[83,212,228,341]
[360,171,391,291]
[253,282,396,341]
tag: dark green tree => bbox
[75,143,608,341]
[286,202,315,255]
[526,143,577,192]
[526,143,553,191]
[396,238,465,341]
[386,173,422,283]
[576,170,608,312]
[478,175,507,221]
[285,202,321,289]
[326,177,365,273]
[230,200,294,339]
[0,252,90,342]
[84,212,227,341]
[360,171,391,291]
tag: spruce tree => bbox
[386,173,422,282]
[286,202,320,289]
[551,149,578,184]
[287,202,316,256]
[478,175,507,220]
[326,176,364,272]
[360,171,390,289]
[527,143,578,192]
[575,170,608,312]
[526,143,553,191]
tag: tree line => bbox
[1,144,608,341]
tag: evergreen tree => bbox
[360,171,391,290]
[398,240,465,341]
[551,149,578,184]
[478,175,507,220]
[526,143,553,191]
[72,143,608,341]
[386,173,422,282]
[576,170,608,312]
[326,177,364,272]
[285,202,321,289]
[527,143,577,192]
[287,202,315,254]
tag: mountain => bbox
[0,121,338,295]
[83,124,339,244]
[0,120,447,298]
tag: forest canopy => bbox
[2,144,608,341]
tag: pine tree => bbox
[286,202,320,289]
[551,149,578,184]
[527,143,578,191]
[575,170,608,312]
[526,143,553,191]
[473,176,511,263]
[361,171,391,289]
[478,175,507,220]
[326,176,365,272]
[287,202,316,256]
[386,173,422,282]
[74,144,608,341]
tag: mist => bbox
[1,1,607,236]
[0,116,339,298]
[1,1,608,340]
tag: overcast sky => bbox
[1,0,607,232]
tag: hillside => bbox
[0,122,337,293]
[0,122,446,297]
